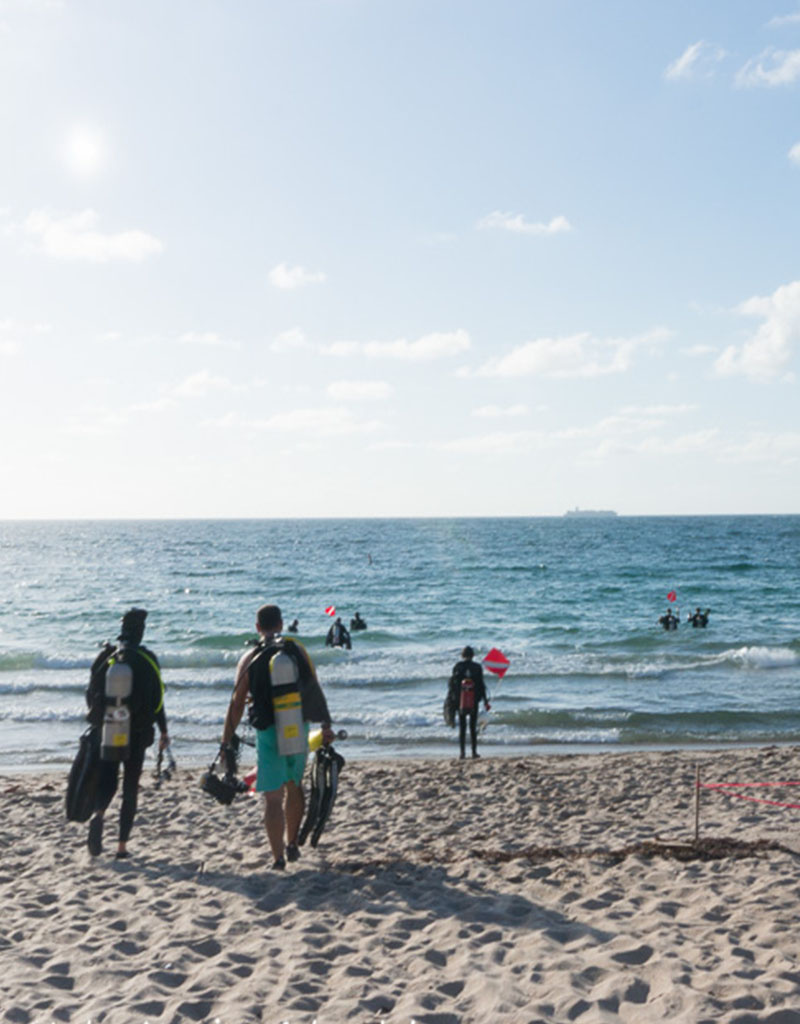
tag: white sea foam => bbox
[724,646,798,670]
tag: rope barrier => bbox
[699,780,800,809]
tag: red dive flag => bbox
[667,591,677,603]
[483,647,510,678]
[324,605,336,617]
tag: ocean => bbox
[1,516,798,772]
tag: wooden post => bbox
[694,763,700,844]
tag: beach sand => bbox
[3,745,800,1023]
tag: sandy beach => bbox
[3,745,800,1023]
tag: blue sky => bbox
[1,0,799,517]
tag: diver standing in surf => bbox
[447,646,490,759]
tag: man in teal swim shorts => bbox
[221,603,334,869]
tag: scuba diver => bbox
[446,646,490,759]
[350,611,367,631]
[219,603,334,870]
[287,618,299,633]
[84,608,169,859]
[688,607,710,628]
[658,609,679,631]
[325,617,352,649]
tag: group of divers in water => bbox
[658,607,711,631]
[285,611,367,651]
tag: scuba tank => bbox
[101,651,133,762]
[459,671,476,712]
[270,647,306,756]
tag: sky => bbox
[1,0,799,518]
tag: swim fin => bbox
[297,745,345,848]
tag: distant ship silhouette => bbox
[564,507,618,518]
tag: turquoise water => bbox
[0,516,798,770]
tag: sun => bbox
[63,125,107,177]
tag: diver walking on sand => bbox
[447,646,490,759]
[220,604,334,869]
[85,608,169,859]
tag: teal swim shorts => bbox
[255,723,309,792]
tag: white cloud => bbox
[0,318,50,354]
[768,10,800,27]
[478,211,571,236]
[467,329,669,379]
[173,370,236,398]
[178,331,239,350]
[665,41,726,81]
[438,431,540,455]
[327,380,391,401]
[253,406,382,435]
[721,431,800,463]
[619,403,695,417]
[23,209,163,263]
[320,340,361,357]
[270,328,312,353]
[268,263,326,289]
[321,330,470,362]
[682,343,717,357]
[789,142,800,165]
[130,397,176,414]
[580,428,719,462]
[363,330,471,361]
[473,403,529,418]
[736,48,800,86]
[715,279,800,378]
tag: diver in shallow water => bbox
[447,646,490,759]
[659,609,679,631]
[325,617,352,649]
[350,611,367,631]
[287,618,299,633]
[688,607,710,628]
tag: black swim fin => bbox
[298,745,345,848]
[310,746,344,848]
[297,747,324,846]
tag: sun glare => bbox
[63,125,107,177]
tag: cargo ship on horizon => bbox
[564,507,618,518]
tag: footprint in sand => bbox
[611,944,654,965]
[148,968,187,988]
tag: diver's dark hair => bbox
[461,645,474,659]
[119,607,147,644]
[256,604,282,631]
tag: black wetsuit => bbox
[350,615,367,631]
[326,622,352,649]
[86,644,167,843]
[447,659,488,758]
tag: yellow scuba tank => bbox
[270,648,306,756]
[101,656,133,762]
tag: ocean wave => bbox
[718,646,799,670]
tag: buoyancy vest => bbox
[247,638,313,751]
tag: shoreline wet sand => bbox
[4,745,800,1022]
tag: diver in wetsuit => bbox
[85,608,169,859]
[287,619,299,633]
[350,612,367,631]
[325,617,352,649]
[659,610,679,631]
[447,646,490,759]
[688,608,710,628]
